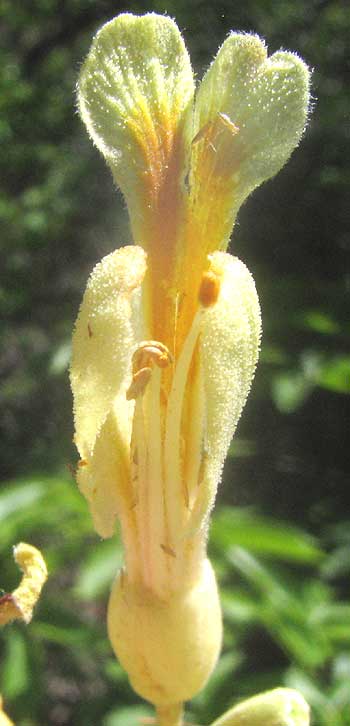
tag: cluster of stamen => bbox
[123,270,223,592]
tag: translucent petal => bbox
[70,245,146,458]
[191,33,311,250]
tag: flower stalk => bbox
[71,12,310,722]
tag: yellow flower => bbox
[71,13,310,723]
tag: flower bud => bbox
[210,687,310,726]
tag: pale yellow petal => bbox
[70,245,147,458]
[0,544,47,626]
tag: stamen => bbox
[146,366,168,594]
[131,394,150,584]
[183,370,206,511]
[128,340,171,594]
[217,111,240,136]
[164,310,204,548]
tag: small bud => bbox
[210,687,310,726]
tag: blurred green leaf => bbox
[228,438,257,458]
[321,545,350,579]
[317,356,350,394]
[0,481,45,522]
[228,548,331,668]
[32,621,93,649]
[1,628,30,699]
[221,588,259,625]
[271,371,312,412]
[74,538,123,601]
[211,508,323,564]
[103,705,153,726]
[49,340,71,375]
[298,310,341,335]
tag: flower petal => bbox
[78,13,194,231]
[190,33,310,250]
[70,245,147,458]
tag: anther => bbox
[126,367,152,400]
[127,341,172,400]
[198,270,221,307]
[132,340,172,373]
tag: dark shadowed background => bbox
[1,1,349,725]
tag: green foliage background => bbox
[0,1,349,724]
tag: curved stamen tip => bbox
[127,340,173,400]
[132,340,173,372]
